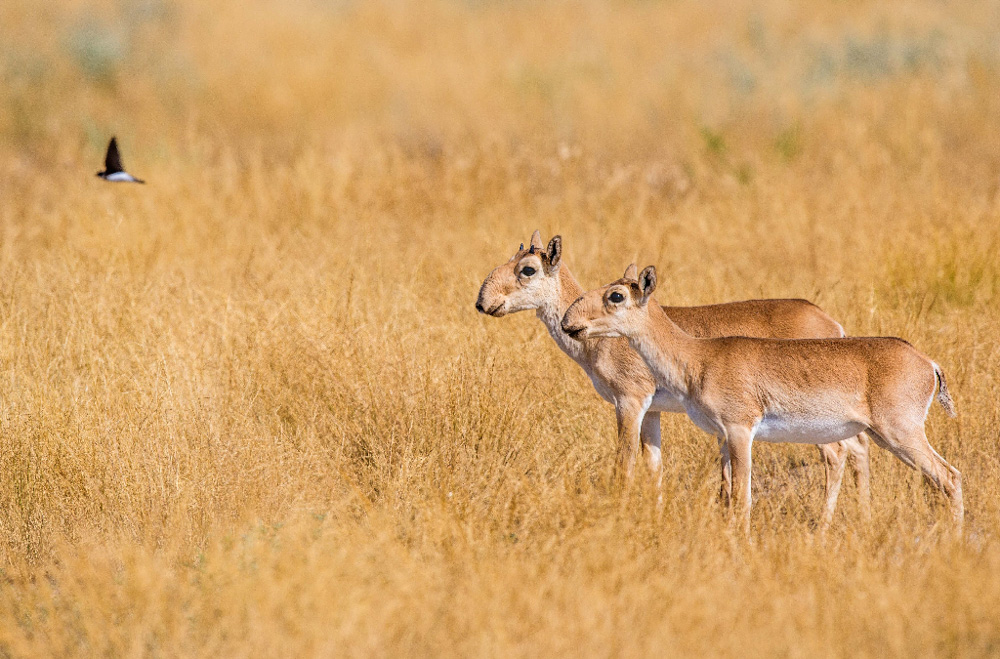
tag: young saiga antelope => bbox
[561,266,962,535]
[477,232,870,527]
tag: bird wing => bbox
[105,137,123,173]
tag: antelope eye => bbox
[520,266,536,277]
[608,291,625,304]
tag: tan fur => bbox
[477,233,870,527]
[561,267,963,536]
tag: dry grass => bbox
[1,0,999,656]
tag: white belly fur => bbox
[753,414,867,445]
[649,389,686,414]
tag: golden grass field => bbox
[1,0,1000,655]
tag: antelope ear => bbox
[624,263,638,280]
[546,235,562,270]
[529,230,544,250]
[638,266,657,305]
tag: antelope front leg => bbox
[640,411,663,503]
[726,426,754,538]
[717,436,732,507]
[640,411,663,486]
[613,399,646,488]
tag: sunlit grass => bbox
[0,0,999,656]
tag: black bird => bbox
[96,137,145,183]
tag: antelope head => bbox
[561,265,657,339]
[475,230,563,317]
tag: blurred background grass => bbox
[1,0,999,656]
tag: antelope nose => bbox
[475,301,485,313]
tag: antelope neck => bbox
[629,302,703,399]
[535,265,588,362]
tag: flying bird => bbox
[96,137,145,183]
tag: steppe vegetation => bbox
[1,0,999,655]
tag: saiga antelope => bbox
[561,266,962,535]
[477,232,870,527]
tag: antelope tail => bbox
[933,363,957,418]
